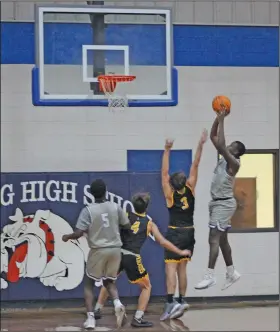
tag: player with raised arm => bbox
[160,130,208,321]
[195,110,246,290]
[94,193,191,328]
[62,179,131,330]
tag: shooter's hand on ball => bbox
[217,108,227,122]
[165,139,174,150]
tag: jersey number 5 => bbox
[131,221,140,234]
[101,213,110,228]
[180,197,189,210]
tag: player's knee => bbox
[103,279,114,288]
[220,239,231,252]
[84,282,94,297]
[219,236,227,246]
[208,230,220,245]
[139,279,151,291]
[165,267,177,283]
[209,236,218,246]
[178,266,187,278]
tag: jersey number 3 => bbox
[180,197,189,210]
[131,221,140,234]
[101,213,110,228]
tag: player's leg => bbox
[102,277,125,327]
[102,248,126,329]
[170,228,194,319]
[195,200,239,290]
[84,276,95,313]
[195,201,223,290]
[169,260,190,319]
[94,255,125,319]
[160,261,181,321]
[131,276,152,327]
[84,248,105,329]
[178,261,188,302]
[195,227,221,290]
[220,230,240,290]
[160,228,182,321]
[94,286,108,319]
[122,253,153,327]
[83,275,96,328]
[216,199,240,290]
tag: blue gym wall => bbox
[1,23,279,66]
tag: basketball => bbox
[212,96,231,114]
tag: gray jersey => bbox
[76,201,130,249]
[210,157,239,199]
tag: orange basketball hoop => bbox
[98,75,136,111]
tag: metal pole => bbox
[87,1,105,95]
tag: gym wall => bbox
[1,4,279,301]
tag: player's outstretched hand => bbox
[181,249,192,257]
[62,234,69,242]
[165,139,174,150]
[200,129,208,144]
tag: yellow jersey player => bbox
[94,193,191,327]
[160,130,207,321]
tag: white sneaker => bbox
[170,300,189,319]
[83,314,96,329]
[115,305,127,328]
[195,273,216,290]
[222,270,241,290]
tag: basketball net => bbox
[98,75,136,112]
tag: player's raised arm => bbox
[216,110,240,174]
[186,129,208,189]
[210,116,220,149]
[148,221,191,257]
[161,139,174,205]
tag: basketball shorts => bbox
[164,227,195,263]
[119,251,148,284]
[209,198,237,231]
[86,247,121,282]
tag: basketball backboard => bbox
[32,5,178,107]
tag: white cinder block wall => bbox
[1,65,279,296]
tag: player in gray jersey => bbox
[62,179,131,330]
[195,109,246,291]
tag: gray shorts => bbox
[209,198,237,231]
[86,247,121,282]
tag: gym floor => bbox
[1,305,278,331]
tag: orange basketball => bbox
[212,96,231,114]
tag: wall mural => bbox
[0,173,168,300]
[1,208,89,291]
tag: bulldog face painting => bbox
[1,208,89,291]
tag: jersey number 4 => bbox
[131,221,140,234]
[180,197,189,210]
[101,213,110,228]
